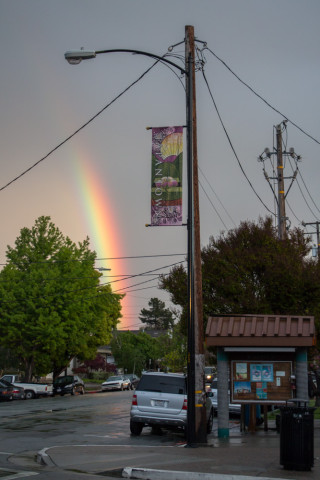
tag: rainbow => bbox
[71,154,129,329]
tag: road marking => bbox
[0,468,38,478]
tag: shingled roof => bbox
[205,314,315,347]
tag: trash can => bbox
[280,399,315,471]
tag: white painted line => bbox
[0,468,38,478]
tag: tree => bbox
[110,330,162,375]
[0,216,123,381]
[139,297,175,330]
[157,325,187,372]
[160,216,320,338]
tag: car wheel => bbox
[207,409,214,433]
[25,390,34,400]
[130,420,143,436]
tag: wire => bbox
[116,285,160,294]
[113,277,159,293]
[99,261,185,288]
[0,253,187,267]
[287,157,320,221]
[0,58,163,193]
[199,166,237,227]
[95,253,187,261]
[199,180,229,230]
[205,47,320,146]
[0,261,184,298]
[293,163,320,216]
[286,200,303,224]
[294,177,320,221]
[201,68,275,216]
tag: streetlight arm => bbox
[65,48,186,74]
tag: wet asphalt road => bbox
[0,389,192,479]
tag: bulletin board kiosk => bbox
[205,314,315,438]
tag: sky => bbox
[1,0,320,330]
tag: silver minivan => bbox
[130,371,214,436]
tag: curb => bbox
[37,448,56,467]
[122,467,287,480]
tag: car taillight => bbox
[182,398,187,410]
[132,394,137,406]
[13,389,19,394]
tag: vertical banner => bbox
[151,126,183,226]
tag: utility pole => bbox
[276,124,286,240]
[302,221,320,258]
[185,25,206,445]
[259,121,300,240]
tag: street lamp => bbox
[64,26,205,445]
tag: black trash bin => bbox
[280,399,315,471]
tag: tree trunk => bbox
[23,358,34,382]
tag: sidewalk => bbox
[37,419,320,480]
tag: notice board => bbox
[231,360,292,404]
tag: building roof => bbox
[205,314,315,347]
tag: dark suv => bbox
[53,375,85,396]
[130,371,214,436]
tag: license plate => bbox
[154,400,164,407]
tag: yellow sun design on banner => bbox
[160,132,183,162]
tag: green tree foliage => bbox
[0,216,123,381]
[139,297,174,330]
[110,330,162,375]
[0,348,20,374]
[160,217,320,337]
[157,325,187,372]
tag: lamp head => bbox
[64,49,96,65]
[264,147,271,158]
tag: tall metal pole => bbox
[185,25,206,446]
[276,124,286,240]
[64,28,206,444]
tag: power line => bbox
[205,47,320,146]
[288,158,320,217]
[201,67,275,216]
[199,166,237,228]
[0,253,187,267]
[199,179,229,230]
[0,59,163,193]
[95,253,186,260]
[113,277,159,293]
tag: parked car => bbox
[1,374,52,399]
[209,378,241,416]
[0,381,14,401]
[0,379,25,400]
[53,375,85,396]
[101,375,131,391]
[130,371,214,436]
[125,374,140,390]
